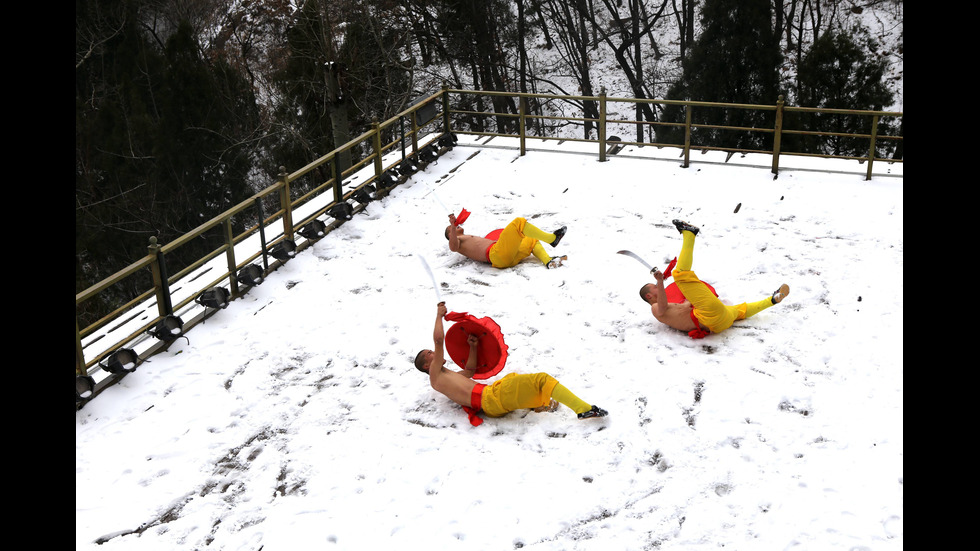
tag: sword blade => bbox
[416,254,443,302]
[617,250,656,274]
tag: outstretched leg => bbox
[551,383,608,419]
[530,242,567,269]
[673,220,700,271]
[549,383,592,415]
[519,218,565,247]
[531,242,551,264]
[482,373,607,419]
[740,284,791,319]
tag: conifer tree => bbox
[792,26,897,157]
[76,5,260,322]
[661,0,783,150]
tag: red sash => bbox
[688,310,710,339]
[666,256,711,339]
[462,383,486,426]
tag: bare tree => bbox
[672,0,696,59]
[572,0,671,142]
[540,0,599,138]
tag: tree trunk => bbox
[324,61,352,173]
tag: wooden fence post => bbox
[519,95,527,156]
[148,236,173,317]
[682,104,692,168]
[223,218,240,299]
[441,82,451,134]
[598,88,607,162]
[254,196,269,271]
[772,95,784,177]
[279,167,294,240]
[76,319,86,376]
[865,115,880,181]
[371,119,383,178]
[411,97,421,154]
[332,156,343,203]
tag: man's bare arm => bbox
[652,268,669,316]
[447,214,460,252]
[430,302,448,386]
[457,334,479,378]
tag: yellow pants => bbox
[674,231,774,333]
[480,373,590,417]
[488,218,553,268]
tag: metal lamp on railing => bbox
[378,170,399,189]
[438,132,458,149]
[352,185,376,204]
[269,240,297,261]
[398,158,418,175]
[298,219,327,240]
[419,144,439,163]
[328,202,354,221]
[237,264,264,287]
[197,286,230,309]
[101,348,139,374]
[76,374,96,403]
[149,315,184,342]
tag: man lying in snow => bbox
[414,302,607,426]
[639,220,790,339]
[445,212,568,269]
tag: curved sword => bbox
[617,250,660,275]
[416,254,443,303]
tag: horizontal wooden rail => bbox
[446,89,902,171]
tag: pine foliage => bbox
[661,0,783,150]
[790,25,898,157]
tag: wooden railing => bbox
[75,88,452,402]
[446,88,902,181]
[75,87,903,404]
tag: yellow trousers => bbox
[674,231,774,333]
[480,373,591,417]
[488,218,553,268]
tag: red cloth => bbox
[663,257,716,339]
[456,208,471,225]
[664,281,717,304]
[663,257,718,304]
[687,310,710,339]
[444,311,508,380]
[461,383,486,426]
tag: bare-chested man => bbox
[415,302,607,426]
[640,220,790,338]
[446,213,567,269]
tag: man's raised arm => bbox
[457,333,479,378]
[652,267,669,316]
[429,302,448,386]
[447,213,460,252]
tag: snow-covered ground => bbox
[76,137,903,550]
